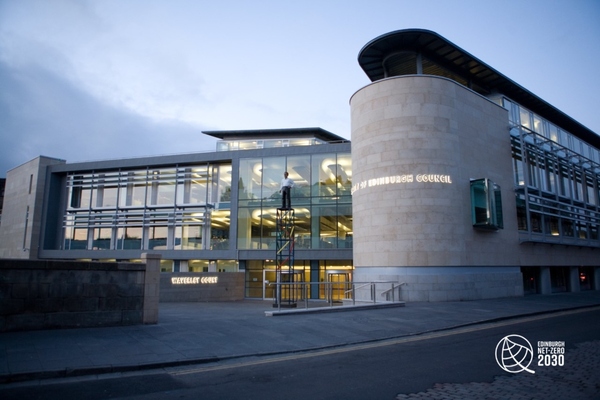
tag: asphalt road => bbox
[1,308,599,400]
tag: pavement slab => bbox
[0,291,599,384]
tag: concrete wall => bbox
[160,272,245,302]
[0,156,65,259]
[350,75,522,301]
[0,255,160,332]
[519,242,599,267]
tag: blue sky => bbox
[1,0,599,176]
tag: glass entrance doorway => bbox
[326,272,351,302]
[263,269,304,301]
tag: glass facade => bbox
[216,137,328,152]
[63,163,232,252]
[57,144,353,294]
[237,152,353,250]
[505,98,600,246]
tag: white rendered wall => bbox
[350,75,522,301]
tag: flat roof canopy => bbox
[202,127,348,143]
[358,29,599,148]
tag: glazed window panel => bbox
[148,226,168,250]
[561,219,574,237]
[261,207,278,250]
[543,215,559,236]
[217,260,238,273]
[287,156,311,200]
[590,224,599,241]
[237,207,261,249]
[147,169,176,206]
[503,98,519,125]
[177,166,209,205]
[210,209,230,250]
[519,107,532,130]
[577,221,588,239]
[526,150,539,188]
[312,204,338,248]
[335,153,352,197]
[311,153,338,197]
[64,222,88,250]
[530,212,542,233]
[573,169,585,202]
[68,175,93,209]
[558,163,572,198]
[261,157,285,205]
[217,164,232,203]
[470,178,504,230]
[95,173,120,208]
[92,227,112,250]
[544,160,556,193]
[117,226,142,250]
[119,170,147,208]
[511,137,525,186]
[239,158,262,202]
[178,225,202,249]
[548,123,559,143]
[337,204,353,248]
[293,207,311,249]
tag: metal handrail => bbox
[267,281,401,310]
[380,282,406,303]
[344,282,372,294]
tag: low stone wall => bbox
[160,272,245,302]
[0,254,160,332]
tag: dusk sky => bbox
[1,0,599,177]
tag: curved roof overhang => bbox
[358,29,599,148]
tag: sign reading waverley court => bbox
[161,273,245,302]
[171,276,218,285]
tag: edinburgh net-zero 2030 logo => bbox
[495,335,565,374]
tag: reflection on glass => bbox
[237,153,353,250]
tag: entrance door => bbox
[263,269,277,300]
[263,269,304,301]
[327,272,351,302]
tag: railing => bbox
[268,281,403,311]
[380,282,407,303]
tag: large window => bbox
[63,163,231,251]
[237,153,352,250]
[470,178,504,230]
[505,97,600,247]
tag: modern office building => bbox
[0,128,353,300]
[351,29,599,300]
[1,29,598,301]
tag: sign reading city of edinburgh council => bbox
[351,173,453,195]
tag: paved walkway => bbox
[395,340,600,399]
[1,291,600,387]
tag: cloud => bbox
[0,59,216,176]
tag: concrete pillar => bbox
[180,260,189,272]
[539,266,552,294]
[142,253,161,324]
[569,267,580,292]
[310,260,320,299]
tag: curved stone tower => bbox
[350,30,522,301]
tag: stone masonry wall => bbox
[0,258,156,332]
